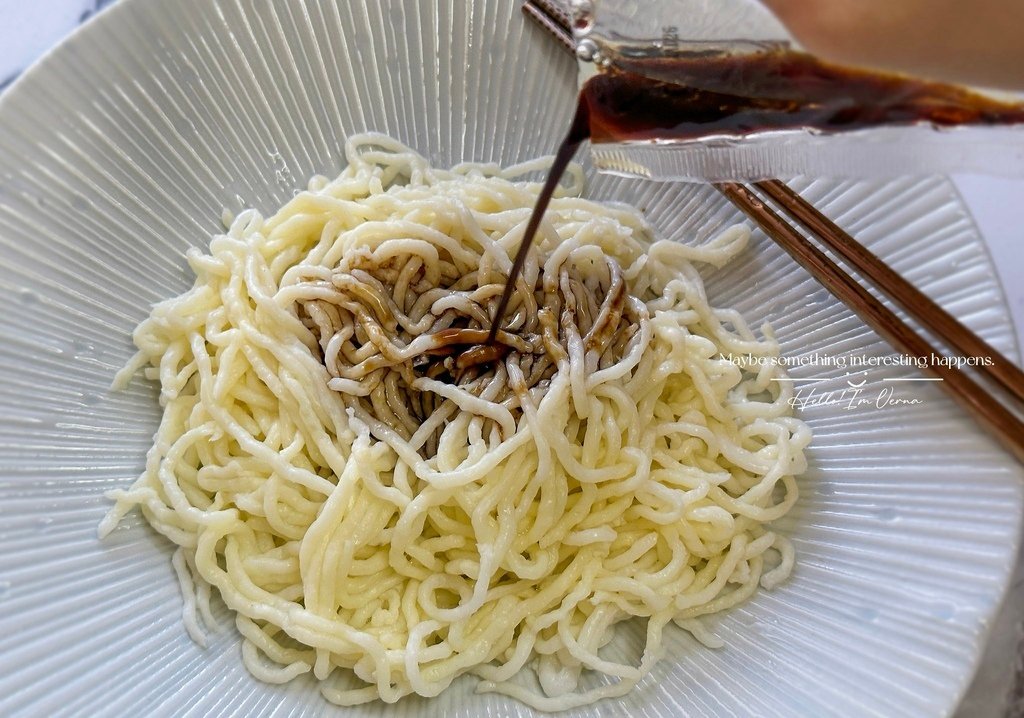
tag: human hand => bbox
[760,0,1024,90]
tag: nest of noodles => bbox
[101,134,810,710]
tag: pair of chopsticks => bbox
[521,0,1024,463]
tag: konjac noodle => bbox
[100,134,810,710]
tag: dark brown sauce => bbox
[486,49,1024,338]
[585,49,1024,142]
[485,99,590,343]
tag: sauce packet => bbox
[569,0,1024,181]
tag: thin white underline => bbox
[771,378,833,382]
[882,377,944,382]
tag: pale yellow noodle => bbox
[100,134,809,710]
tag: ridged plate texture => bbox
[0,1,1021,716]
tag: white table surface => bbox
[1,1,1022,716]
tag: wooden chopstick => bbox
[532,0,574,34]
[522,1,576,56]
[755,178,1024,406]
[521,0,1024,463]
[717,182,1024,463]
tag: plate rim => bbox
[0,0,1021,715]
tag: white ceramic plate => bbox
[0,1,1021,716]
